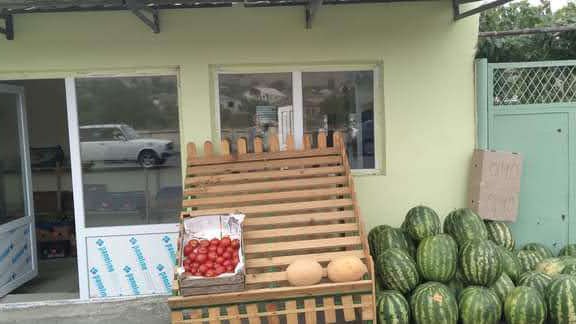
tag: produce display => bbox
[182,236,241,277]
[369,205,576,324]
[326,256,367,283]
[286,258,323,286]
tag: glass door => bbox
[0,84,37,298]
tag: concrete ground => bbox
[0,296,171,324]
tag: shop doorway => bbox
[0,79,79,303]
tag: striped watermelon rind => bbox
[416,234,457,282]
[490,273,515,303]
[497,245,521,283]
[535,257,566,278]
[547,275,576,324]
[517,271,553,297]
[410,282,458,324]
[403,205,441,242]
[458,286,502,324]
[562,263,576,275]
[377,290,410,324]
[559,244,576,257]
[516,249,544,273]
[522,242,554,259]
[444,208,488,246]
[504,286,547,324]
[376,248,420,295]
[484,220,515,251]
[459,239,502,287]
[368,225,414,259]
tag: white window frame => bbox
[213,64,383,174]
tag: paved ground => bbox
[0,296,170,324]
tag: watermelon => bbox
[523,242,554,259]
[416,234,457,282]
[377,290,410,324]
[490,273,515,303]
[459,240,502,286]
[562,263,576,275]
[535,257,566,278]
[484,220,515,251]
[516,249,544,273]
[497,245,521,283]
[517,271,553,297]
[547,275,576,324]
[458,286,502,324]
[376,248,420,294]
[504,286,547,324]
[410,282,458,324]
[403,206,441,242]
[559,244,576,257]
[368,225,413,259]
[444,208,487,245]
[447,278,465,300]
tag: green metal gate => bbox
[476,58,576,253]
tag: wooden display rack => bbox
[169,132,376,324]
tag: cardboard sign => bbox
[468,149,523,221]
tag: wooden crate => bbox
[169,132,377,324]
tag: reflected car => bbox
[79,124,174,167]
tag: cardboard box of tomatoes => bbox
[177,213,246,296]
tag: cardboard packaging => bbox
[468,149,523,222]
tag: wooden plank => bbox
[171,311,184,324]
[244,223,358,240]
[168,280,373,309]
[245,270,287,285]
[303,134,312,150]
[245,235,361,254]
[204,141,214,157]
[226,305,241,324]
[286,134,295,151]
[341,295,356,322]
[266,303,280,324]
[221,139,230,156]
[246,304,261,324]
[209,307,220,324]
[254,137,263,153]
[284,300,298,324]
[304,299,317,324]
[244,210,355,228]
[269,134,279,152]
[184,199,353,218]
[188,309,203,320]
[246,250,365,269]
[187,155,341,175]
[323,297,337,323]
[333,131,342,149]
[187,142,197,159]
[186,165,345,186]
[187,147,339,166]
[361,294,375,320]
[318,132,327,149]
[184,187,350,208]
[237,137,247,155]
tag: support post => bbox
[475,59,489,150]
[0,11,14,40]
[125,0,160,33]
[305,0,323,29]
[453,0,513,20]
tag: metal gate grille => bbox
[493,65,576,105]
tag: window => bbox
[75,75,182,227]
[217,68,377,169]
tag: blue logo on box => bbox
[156,264,172,293]
[123,266,140,295]
[90,267,107,297]
[129,237,148,271]
[96,239,115,273]
[162,236,177,265]
[12,243,28,264]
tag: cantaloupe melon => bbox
[327,256,367,282]
[286,259,323,286]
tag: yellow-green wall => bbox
[0,2,479,229]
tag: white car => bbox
[79,124,175,168]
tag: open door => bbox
[277,105,294,150]
[0,84,37,298]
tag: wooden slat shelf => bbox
[169,132,376,323]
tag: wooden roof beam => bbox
[125,0,159,33]
[305,0,322,29]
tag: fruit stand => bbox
[168,132,377,323]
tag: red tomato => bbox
[222,252,232,260]
[216,247,225,255]
[216,257,225,264]
[225,265,234,272]
[222,259,231,267]
[183,259,191,266]
[215,266,226,275]
[205,261,214,269]
[189,263,198,272]
[188,253,197,262]
[196,253,207,263]
[183,265,190,272]
[205,270,216,277]
[208,245,218,252]
[194,271,202,277]
[210,238,220,247]
[191,262,200,269]
[226,247,235,255]
[231,239,240,249]
[198,264,208,274]
[184,245,193,255]
[197,247,208,254]
[188,239,199,248]
[200,239,210,247]
[208,252,218,261]
[232,251,239,259]
[220,237,231,247]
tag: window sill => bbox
[351,169,383,177]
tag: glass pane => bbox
[303,71,375,169]
[218,73,292,152]
[0,93,26,225]
[75,76,182,227]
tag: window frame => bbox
[213,64,383,174]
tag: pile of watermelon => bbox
[370,206,576,324]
